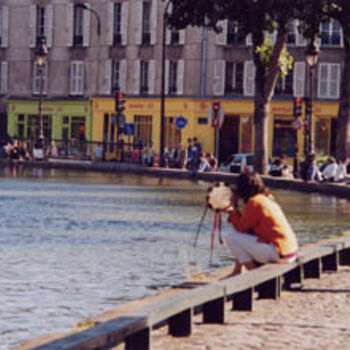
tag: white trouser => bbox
[225,230,280,264]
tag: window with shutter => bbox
[227,21,245,45]
[148,60,156,94]
[293,62,305,97]
[141,2,151,45]
[318,63,340,99]
[70,61,84,95]
[169,61,177,94]
[243,61,255,96]
[216,20,227,45]
[0,61,7,94]
[113,3,122,45]
[275,70,293,96]
[121,2,129,45]
[225,62,244,94]
[0,7,3,47]
[1,6,8,48]
[36,6,46,45]
[140,61,149,93]
[112,61,120,93]
[286,20,297,46]
[213,60,225,96]
[119,60,127,92]
[33,62,48,95]
[73,5,84,46]
[321,19,342,47]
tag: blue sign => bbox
[175,115,188,129]
[124,123,135,136]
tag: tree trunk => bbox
[253,28,288,174]
[336,29,350,160]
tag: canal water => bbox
[1,167,350,349]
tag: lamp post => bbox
[34,36,48,149]
[305,38,320,157]
[75,3,102,157]
[75,3,101,36]
[160,0,171,167]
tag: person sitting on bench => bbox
[225,172,298,277]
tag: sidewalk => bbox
[153,267,350,350]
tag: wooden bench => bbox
[33,235,350,350]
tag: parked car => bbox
[219,153,255,173]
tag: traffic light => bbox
[212,101,221,127]
[115,91,126,114]
[293,97,302,118]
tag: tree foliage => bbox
[166,0,350,170]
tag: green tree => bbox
[167,0,296,174]
[297,0,350,160]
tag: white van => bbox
[219,153,255,173]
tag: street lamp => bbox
[75,3,101,36]
[34,36,48,149]
[160,0,171,167]
[305,38,320,157]
[75,3,102,157]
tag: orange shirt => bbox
[228,194,298,256]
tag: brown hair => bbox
[235,172,270,203]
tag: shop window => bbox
[134,114,152,147]
[25,114,52,140]
[272,118,297,157]
[17,114,25,139]
[240,116,253,153]
[62,127,69,140]
[165,116,181,150]
[70,117,85,139]
[315,118,330,155]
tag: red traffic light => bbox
[115,91,126,113]
[212,102,220,112]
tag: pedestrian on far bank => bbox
[321,157,338,182]
[302,153,322,182]
[334,158,349,183]
[206,152,218,172]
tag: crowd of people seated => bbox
[302,154,349,183]
[0,139,31,161]
[140,137,218,172]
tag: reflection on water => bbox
[0,166,349,349]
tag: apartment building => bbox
[1,0,346,161]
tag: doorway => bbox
[219,115,239,164]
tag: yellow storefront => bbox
[91,96,338,163]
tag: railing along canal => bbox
[32,235,350,350]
